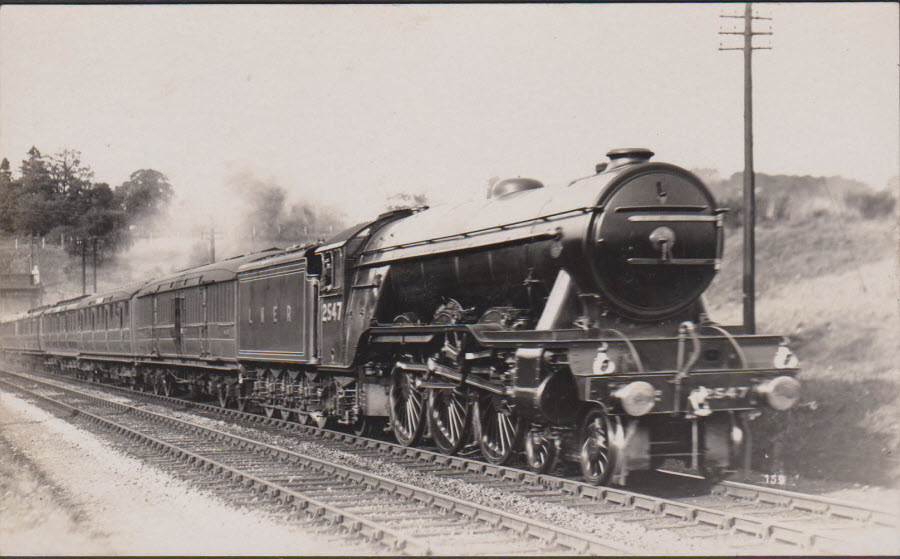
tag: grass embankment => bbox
[705,216,899,486]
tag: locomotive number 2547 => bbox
[321,301,343,322]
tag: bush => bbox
[844,191,897,219]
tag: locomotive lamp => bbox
[613,381,656,416]
[755,376,801,411]
[773,344,799,369]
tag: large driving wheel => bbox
[428,387,472,455]
[579,407,619,485]
[390,370,426,447]
[474,393,523,465]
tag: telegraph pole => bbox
[719,3,771,335]
[92,238,98,293]
[81,239,87,295]
[208,222,216,263]
[201,217,222,264]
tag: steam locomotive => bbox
[0,148,801,485]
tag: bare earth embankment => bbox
[705,216,899,487]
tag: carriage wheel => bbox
[474,393,523,465]
[216,382,229,408]
[161,374,175,397]
[390,370,426,447]
[279,406,293,421]
[236,380,252,412]
[525,427,559,474]
[578,407,618,485]
[428,387,472,455]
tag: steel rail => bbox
[10,365,897,553]
[0,369,632,556]
[713,479,899,528]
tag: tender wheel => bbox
[474,393,523,465]
[260,371,281,419]
[579,407,618,485]
[428,388,471,455]
[525,427,558,474]
[389,370,426,447]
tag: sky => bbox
[1,3,897,223]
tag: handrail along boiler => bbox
[0,148,801,485]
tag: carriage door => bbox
[200,286,209,355]
[319,249,346,366]
[173,296,184,355]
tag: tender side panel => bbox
[238,261,310,363]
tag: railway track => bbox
[0,369,632,556]
[5,366,898,554]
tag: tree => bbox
[0,157,15,233]
[13,192,64,237]
[18,147,55,197]
[115,169,173,221]
[49,149,95,214]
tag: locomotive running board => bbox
[367,324,787,349]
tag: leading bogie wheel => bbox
[352,414,388,438]
[389,370,426,447]
[473,393,523,465]
[525,427,559,474]
[579,407,619,485]
[428,387,472,455]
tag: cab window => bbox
[321,249,343,292]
